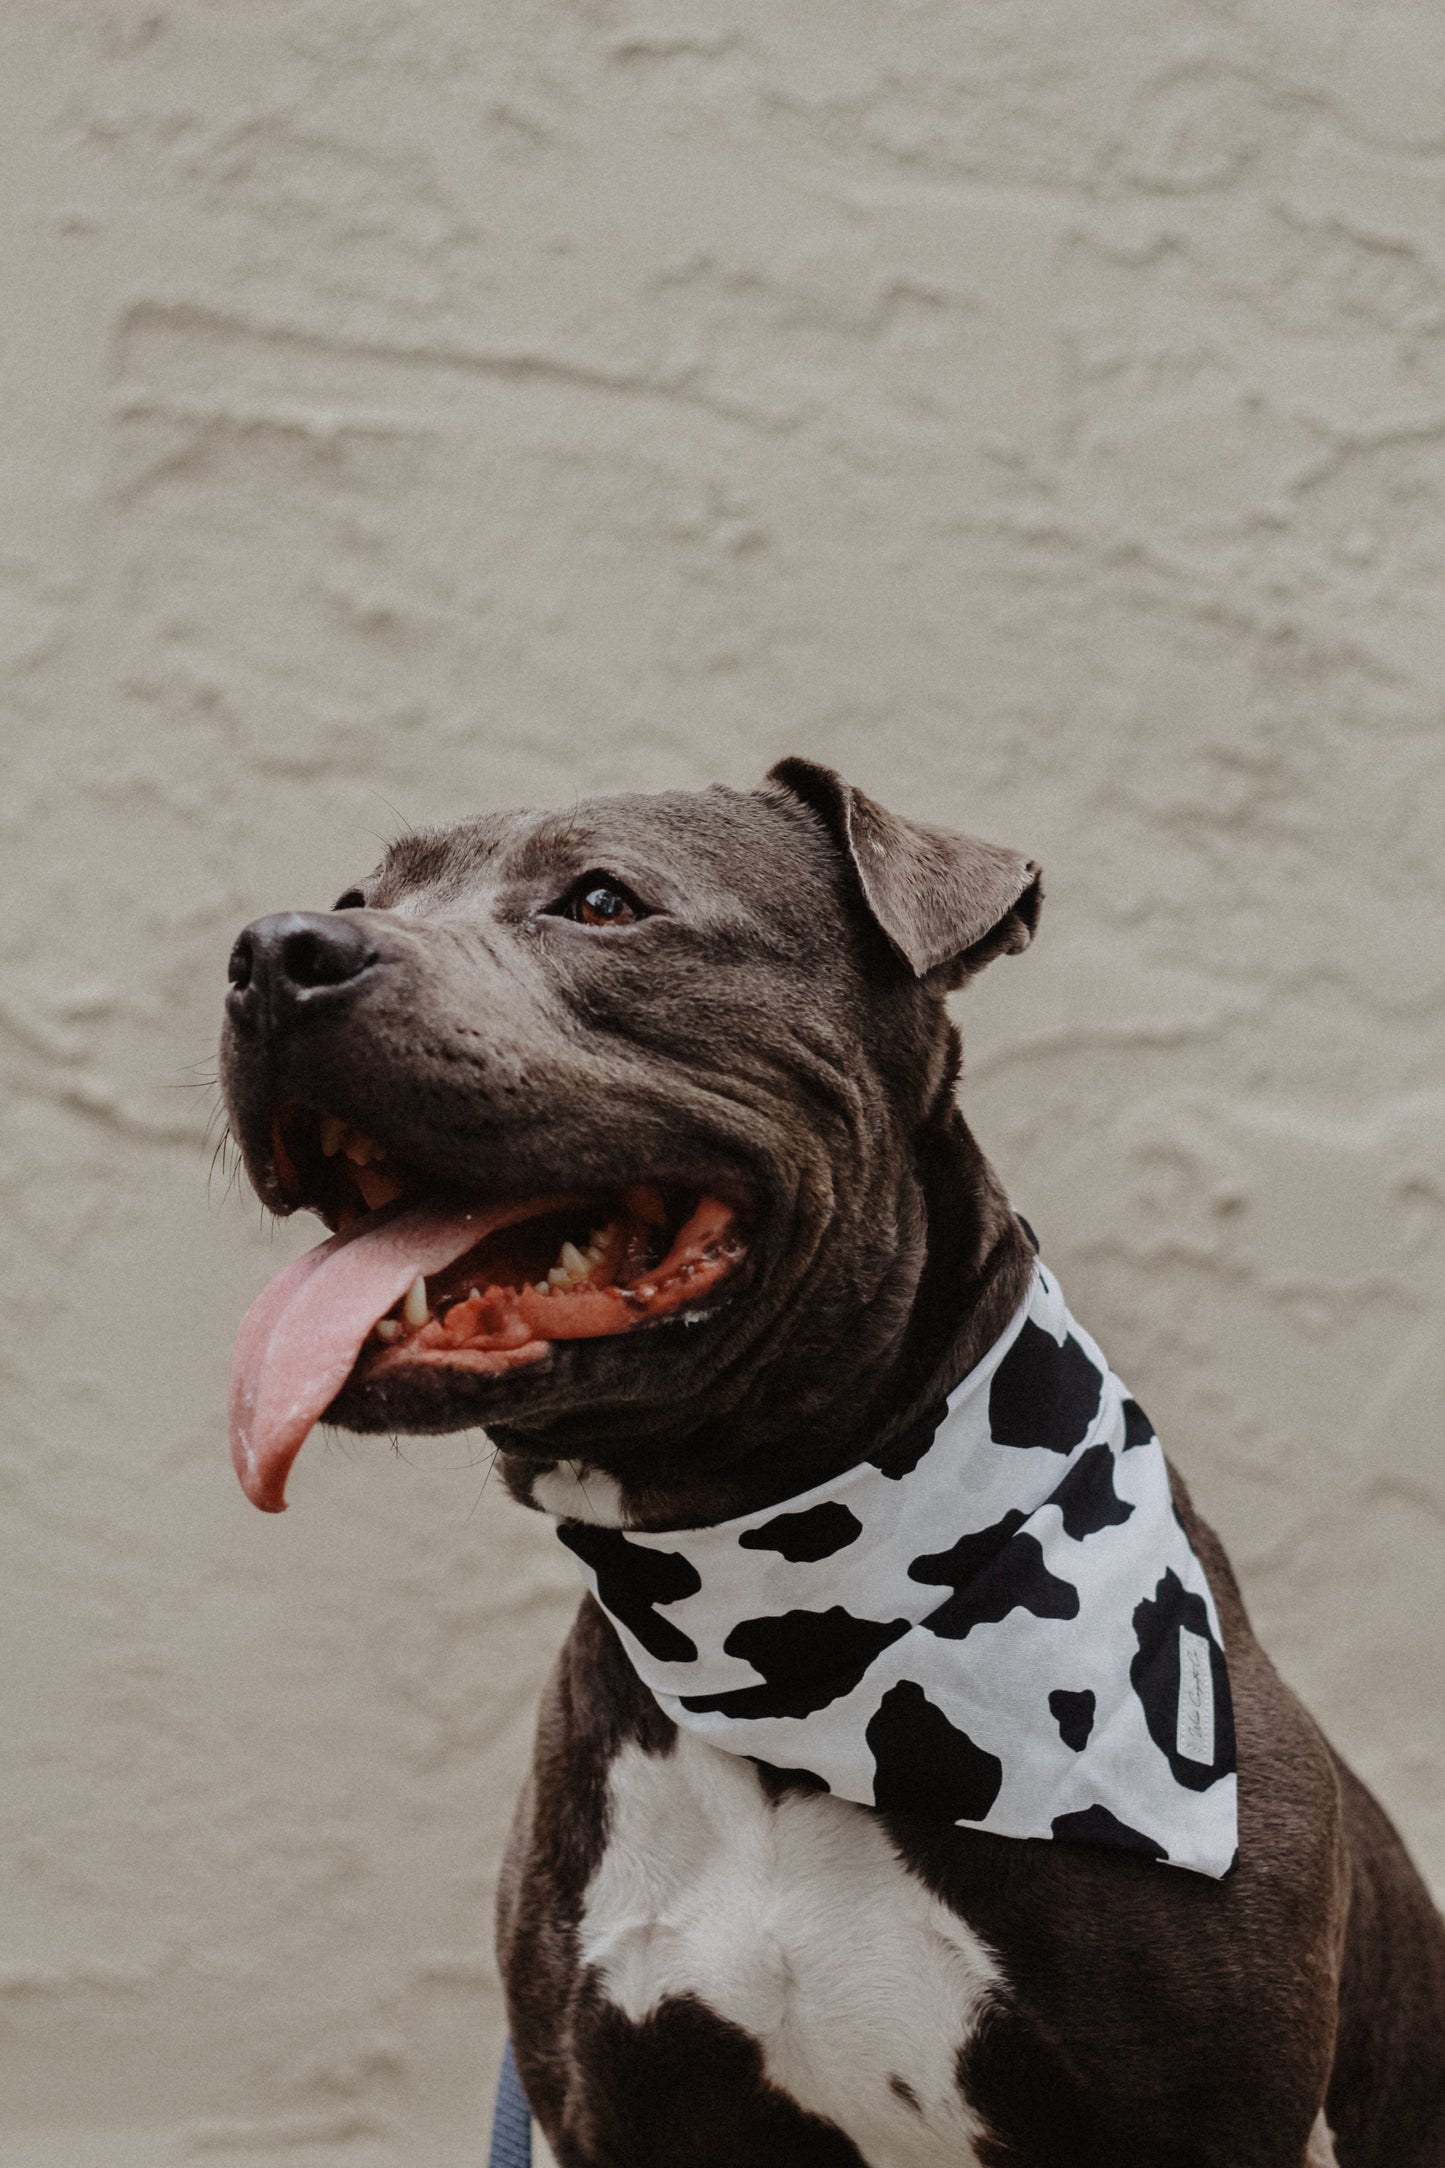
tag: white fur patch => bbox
[1306,2113,1339,2167]
[530,1463,628,1526]
[580,1732,998,2165]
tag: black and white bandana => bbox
[555,1258,1238,1877]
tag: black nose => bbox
[227,911,378,1029]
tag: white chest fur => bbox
[578,1732,999,2167]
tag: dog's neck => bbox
[497,1112,1036,1533]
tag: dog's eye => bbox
[332,887,367,911]
[558,875,646,928]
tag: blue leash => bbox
[488,2038,533,2168]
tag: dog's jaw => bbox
[228,1186,747,1513]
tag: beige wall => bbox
[2,3,1443,2161]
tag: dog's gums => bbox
[227,1101,747,1514]
[361,1188,744,1362]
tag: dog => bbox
[221,759,1445,2167]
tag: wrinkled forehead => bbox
[367,785,835,922]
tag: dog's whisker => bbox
[367,789,417,841]
[465,1443,501,1523]
[572,1460,604,1521]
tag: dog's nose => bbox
[227,911,378,1029]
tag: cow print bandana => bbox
[555,1256,1239,1877]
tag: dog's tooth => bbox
[320,1113,347,1158]
[354,1163,404,1210]
[468,1288,481,1302]
[402,1274,429,1328]
[546,1264,571,1289]
[374,1318,402,1342]
[559,1241,589,1279]
[534,1281,550,1295]
[343,1130,383,1167]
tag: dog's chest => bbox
[579,1732,999,2166]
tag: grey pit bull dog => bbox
[221,761,1445,2168]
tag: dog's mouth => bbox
[228,1103,749,1515]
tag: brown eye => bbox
[570,879,641,928]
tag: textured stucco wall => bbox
[2,4,1443,2162]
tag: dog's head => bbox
[220,760,1041,1514]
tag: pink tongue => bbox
[228,1198,557,1514]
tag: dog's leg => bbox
[1305,2112,1339,2167]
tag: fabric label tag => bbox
[1176,1626,1215,1765]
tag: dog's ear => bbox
[768,757,1042,985]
